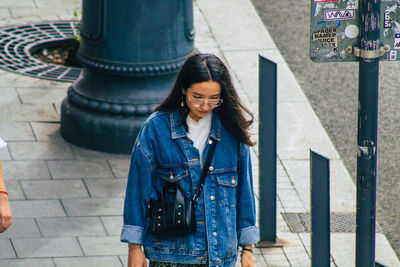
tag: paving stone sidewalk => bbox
[0,0,399,266]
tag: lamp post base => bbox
[61,98,147,154]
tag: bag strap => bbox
[192,139,217,207]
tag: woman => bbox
[121,53,259,267]
[0,137,12,233]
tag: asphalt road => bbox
[251,0,400,256]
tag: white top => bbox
[0,137,6,150]
[186,112,212,164]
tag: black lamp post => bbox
[61,0,195,153]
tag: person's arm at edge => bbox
[128,243,147,267]
[0,160,12,233]
[237,145,259,267]
[241,244,254,267]
[121,126,155,267]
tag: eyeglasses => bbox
[188,97,223,108]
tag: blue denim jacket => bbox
[121,109,259,267]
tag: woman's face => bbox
[184,81,222,122]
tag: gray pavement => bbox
[0,0,399,266]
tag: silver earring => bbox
[181,96,185,107]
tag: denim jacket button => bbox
[213,232,217,237]
[210,196,215,200]
[209,166,214,171]
[208,140,213,144]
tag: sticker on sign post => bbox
[394,34,400,50]
[384,12,392,28]
[346,0,358,9]
[390,51,397,61]
[345,25,359,39]
[311,0,400,62]
[311,27,339,58]
[324,9,355,21]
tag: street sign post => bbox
[310,0,393,266]
[311,0,400,62]
[355,1,380,266]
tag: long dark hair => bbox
[155,53,255,146]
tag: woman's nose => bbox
[201,101,210,109]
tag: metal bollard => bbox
[310,150,330,267]
[257,55,277,245]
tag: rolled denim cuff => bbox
[238,225,260,246]
[120,225,144,244]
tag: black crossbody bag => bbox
[149,139,217,239]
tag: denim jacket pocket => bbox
[158,167,191,198]
[216,172,238,208]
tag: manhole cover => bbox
[0,21,81,82]
[282,212,382,233]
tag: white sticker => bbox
[390,50,397,61]
[394,34,400,49]
[347,0,359,9]
[385,5,397,14]
[324,9,355,21]
[384,12,392,28]
[314,3,337,16]
[345,25,359,38]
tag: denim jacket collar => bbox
[169,109,222,141]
